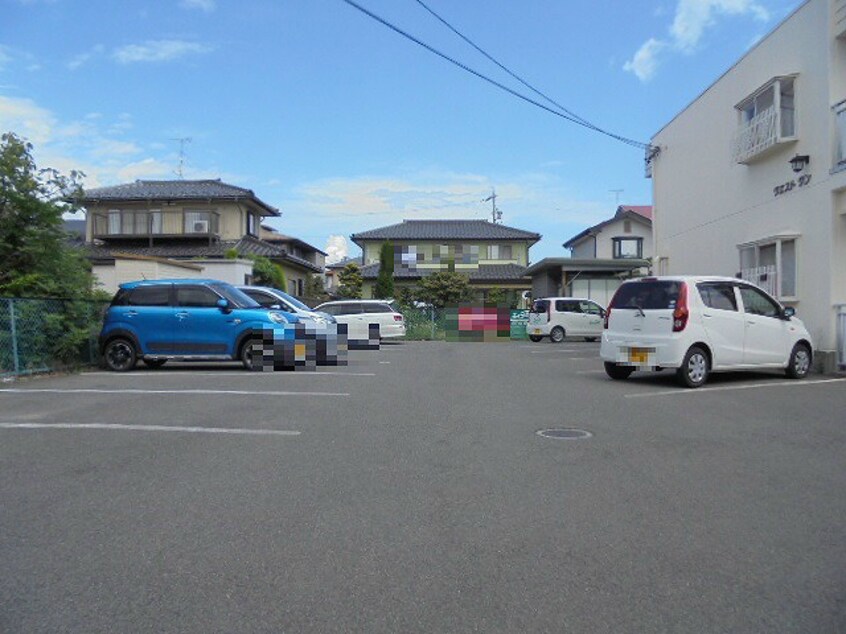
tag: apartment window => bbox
[733,76,797,164]
[488,244,512,260]
[739,237,797,299]
[836,100,846,166]
[612,237,642,259]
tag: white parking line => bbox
[84,371,376,377]
[0,388,349,397]
[379,361,391,364]
[0,422,300,436]
[529,349,597,354]
[624,377,846,398]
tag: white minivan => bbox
[600,276,813,388]
[527,297,606,343]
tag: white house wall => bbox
[651,0,846,355]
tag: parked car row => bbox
[98,279,405,372]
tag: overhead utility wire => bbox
[338,0,652,151]
[412,0,592,128]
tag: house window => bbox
[623,220,632,233]
[612,237,642,259]
[488,244,512,260]
[739,237,797,299]
[836,100,846,166]
[246,212,256,236]
[733,76,797,163]
[185,210,212,234]
[108,209,121,234]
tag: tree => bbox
[0,132,94,298]
[373,240,394,299]
[415,271,472,308]
[246,254,287,290]
[337,262,363,299]
[305,273,325,299]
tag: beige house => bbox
[648,0,846,370]
[79,179,323,296]
[348,219,540,300]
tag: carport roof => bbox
[524,258,650,276]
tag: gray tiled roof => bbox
[326,256,363,270]
[83,235,322,273]
[358,263,529,282]
[351,220,541,243]
[81,179,280,216]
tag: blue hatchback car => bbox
[99,279,300,371]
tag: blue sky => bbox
[0,0,802,262]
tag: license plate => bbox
[628,347,650,364]
[533,328,542,335]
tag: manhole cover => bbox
[536,428,592,440]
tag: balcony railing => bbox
[91,210,220,240]
[732,106,780,164]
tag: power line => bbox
[338,0,652,151]
[412,0,593,129]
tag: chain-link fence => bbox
[400,306,448,340]
[0,297,110,377]
[399,306,530,341]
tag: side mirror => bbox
[217,298,231,312]
[782,306,795,320]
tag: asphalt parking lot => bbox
[2,340,845,633]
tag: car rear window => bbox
[530,300,549,313]
[124,286,171,306]
[610,281,682,310]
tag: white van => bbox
[527,297,606,343]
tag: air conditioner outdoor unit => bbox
[192,220,209,233]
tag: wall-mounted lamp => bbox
[789,154,810,173]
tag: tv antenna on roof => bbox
[482,187,502,223]
[610,188,624,206]
[171,137,192,179]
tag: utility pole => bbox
[171,137,192,179]
[482,187,502,223]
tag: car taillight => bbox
[393,314,403,322]
[672,282,689,332]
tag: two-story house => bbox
[79,179,323,295]
[648,0,846,370]
[260,226,327,297]
[348,219,541,300]
[524,205,652,307]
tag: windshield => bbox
[610,281,682,310]
[530,299,550,313]
[211,283,261,309]
[276,290,311,311]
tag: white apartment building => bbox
[649,0,846,370]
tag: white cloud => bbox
[624,0,770,81]
[0,46,12,71]
[0,95,56,144]
[67,44,104,70]
[623,38,667,82]
[671,0,768,52]
[180,0,216,11]
[113,40,212,64]
[324,235,349,264]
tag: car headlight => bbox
[268,312,289,324]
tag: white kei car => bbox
[527,297,606,343]
[600,276,813,388]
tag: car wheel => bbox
[142,359,167,368]
[785,343,811,379]
[677,346,709,388]
[604,362,634,380]
[585,337,598,342]
[550,326,565,343]
[528,335,543,343]
[104,338,137,372]
[241,338,264,371]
